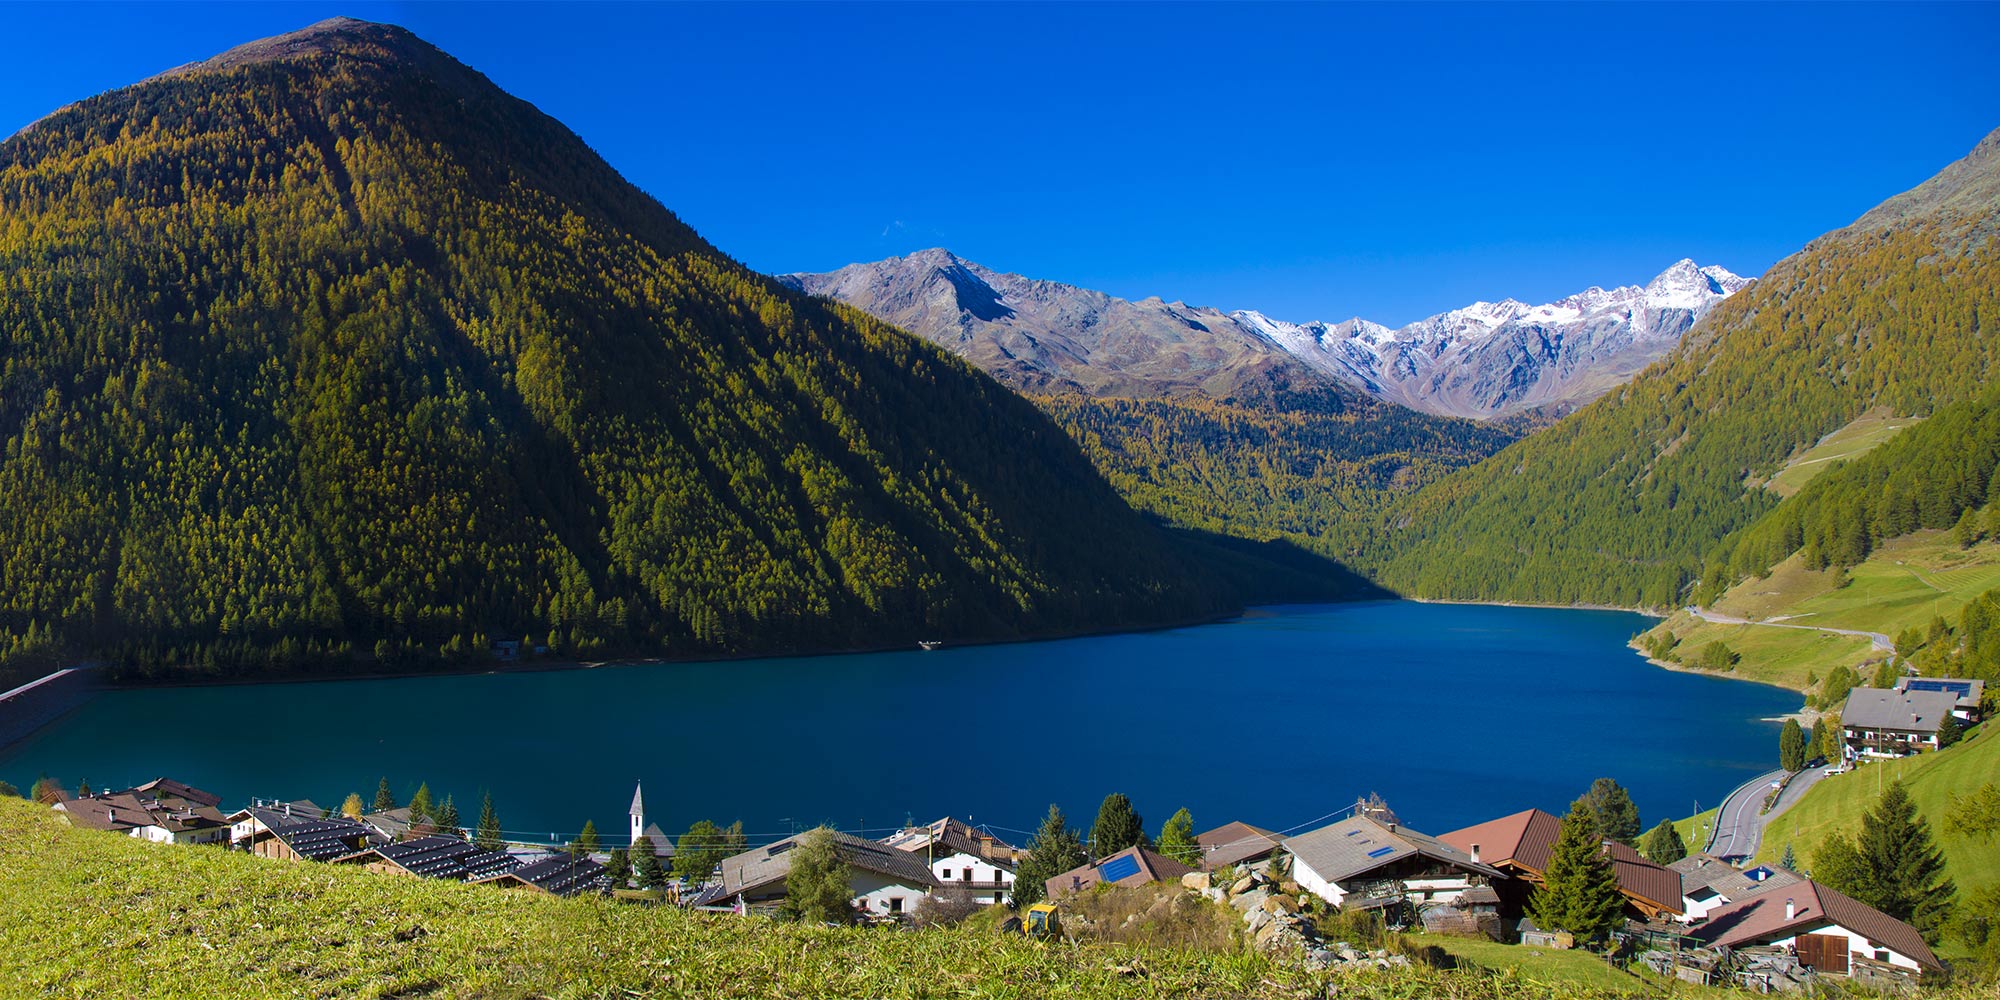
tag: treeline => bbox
[1365,202,2000,607]
[1036,393,1514,562]
[0,27,1247,678]
[1703,386,2000,597]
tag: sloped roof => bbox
[1442,809,1681,914]
[1842,687,1958,733]
[129,778,222,809]
[1691,879,1940,971]
[1046,845,1195,898]
[629,782,644,818]
[474,855,610,897]
[58,788,229,836]
[1670,854,1801,903]
[266,817,382,861]
[880,817,1018,866]
[1286,815,1503,887]
[1894,676,1985,710]
[709,830,940,903]
[336,835,517,881]
[1194,821,1284,870]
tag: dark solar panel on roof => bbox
[1097,853,1142,883]
[1366,846,1396,859]
[1906,679,1974,696]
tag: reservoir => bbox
[0,601,1798,848]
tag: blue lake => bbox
[0,601,1798,849]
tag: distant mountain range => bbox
[780,255,1750,420]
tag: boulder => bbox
[1281,881,1301,895]
[1229,875,1257,896]
[1230,887,1272,912]
[1202,887,1225,903]
[1262,894,1301,915]
[1253,920,1288,951]
[1180,871,1211,892]
[1244,907,1273,934]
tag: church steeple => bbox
[629,781,645,845]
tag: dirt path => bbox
[1687,607,1893,653]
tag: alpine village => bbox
[1,8,1998,1000]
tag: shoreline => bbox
[1407,595,1668,617]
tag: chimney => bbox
[1785,898,1796,920]
[1470,844,1482,863]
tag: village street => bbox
[1685,608,1894,654]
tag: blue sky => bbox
[4,2,1996,325]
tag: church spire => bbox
[629,781,645,846]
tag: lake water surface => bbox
[1,602,1799,848]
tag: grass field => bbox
[1759,409,1918,498]
[1756,724,2000,910]
[1638,531,2000,693]
[2,796,1864,999]
[1674,807,1718,856]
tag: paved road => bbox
[1705,766,1830,860]
[1687,607,1893,653]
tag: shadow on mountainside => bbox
[1169,526,1395,607]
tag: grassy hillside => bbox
[1366,126,2000,608]
[0,796,1803,999]
[1755,409,1918,498]
[1756,727,2000,944]
[0,18,1289,680]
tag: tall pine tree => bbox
[474,792,502,850]
[1638,820,1687,864]
[1574,778,1641,846]
[1530,800,1626,940]
[373,776,396,813]
[1091,792,1146,856]
[1780,718,1807,772]
[1853,781,1956,935]
[1012,805,1088,906]
[633,835,667,890]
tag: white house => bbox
[1668,855,1801,924]
[53,779,231,846]
[1284,815,1504,909]
[1690,879,1942,978]
[1841,687,1958,757]
[880,817,1019,905]
[696,829,941,918]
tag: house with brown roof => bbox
[881,817,1019,905]
[53,779,231,846]
[1690,879,1941,978]
[1045,845,1194,899]
[1283,815,1504,910]
[695,829,941,919]
[1438,808,1682,920]
[1668,854,1801,923]
[1194,821,1285,871]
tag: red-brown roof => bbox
[1194,821,1284,871]
[1046,846,1194,899]
[1441,808,1680,915]
[1692,879,1941,971]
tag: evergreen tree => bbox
[1091,792,1146,856]
[408,783,434,825]
[373,776,396,813]
[1780,842,1798,872]
[606,847,632,889]
[572,819,600,858]
[76,779,91,798]
[0,780,17,798]
[632,835,667,890]
[1939,714,1963,749]
[781,827,853,925]
[1011,804,1088,907]
[1812,832,1866,890]
[1575,778,1642,846]
[1780,718,1807,772]
[1637,820,1687,864]
[1853,781,1957,935]
[673,820,746,884]
[1529,800,1626,940]
[341,793,366,820]
[1156,807,1199,867]
[436,795,461,837]
[474,792,502,851]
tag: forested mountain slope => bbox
[0,18,1274,678]
[1369,126,2000,607]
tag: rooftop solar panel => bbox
[1366,846,1396,859]
[1097,854,1142,883]
[1906,679,1974,696]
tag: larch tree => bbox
[1575,778,1642,846]
[1156,808,1199,867]
[1529,800,1626,941]
[408,783,435,826]
[781,827,854,925]
[1091,792,1146,857]
[1637,820,1687,864]
[573,819,601,858]
[341,793,366,819]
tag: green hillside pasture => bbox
[1640,611,1873,692]
[1758,409,1919,498]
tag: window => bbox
[963,868,973,882]
[889,897,903,913]
[940,868,951,879]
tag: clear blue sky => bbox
[4,2,1996,325]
